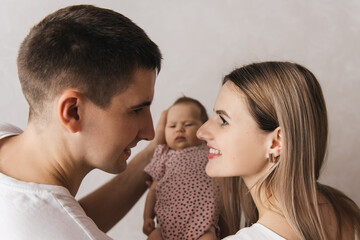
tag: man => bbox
[0,5,164,239]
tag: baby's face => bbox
[165,103,204,150]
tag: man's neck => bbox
[0,124,90,196]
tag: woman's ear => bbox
[269,127,282,158]
[58,90,82,133]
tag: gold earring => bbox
[268,153,278,163]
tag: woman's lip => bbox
[208,153,219,160]
[207,145,222,159]
[207,145,221,152]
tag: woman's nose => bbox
[196,121,209,140]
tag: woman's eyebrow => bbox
[214,109,231,119]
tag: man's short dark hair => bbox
[173,96,208,123]
[17,5,162,118]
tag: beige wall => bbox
[0,0,359,238]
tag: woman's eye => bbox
[219,116,228,126]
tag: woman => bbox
[196,62,360,239]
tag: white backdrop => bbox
[1,0,359,239]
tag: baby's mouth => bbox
[175,136,186,141]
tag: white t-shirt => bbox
[222,223,286,240]
[0,122,112,240]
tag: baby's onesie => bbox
[144,143,221,240]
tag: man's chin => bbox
[116,162,128,173]
[103,162,128,174]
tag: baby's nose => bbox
[176,126,185,132]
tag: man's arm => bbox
[79,110,168,232]
[79,143,154,232]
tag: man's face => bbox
[80,68,156,173]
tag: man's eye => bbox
[219,116,228,126]
[134,108,143,114]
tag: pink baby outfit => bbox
[144,143,221,240]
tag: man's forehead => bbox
[115,68,156,106]
[110,86,153,110]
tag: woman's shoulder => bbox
[222,224,286,240]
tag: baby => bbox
[143,97,221,240]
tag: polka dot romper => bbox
[144,143,221,240]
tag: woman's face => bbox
[197,81,273,183]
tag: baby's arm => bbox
[143,180,158,236]
[198,231,217,240]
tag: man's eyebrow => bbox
[130,101,152,109]
[214,109,231,119]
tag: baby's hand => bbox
[143,218,155,236]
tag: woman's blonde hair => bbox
[221,62,360,239]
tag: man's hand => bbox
[154,109,168,145]
[148,109,168,149]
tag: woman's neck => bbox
[245,180,299,240]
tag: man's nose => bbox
[140,109,155,141]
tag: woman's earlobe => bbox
[270,127,282,158]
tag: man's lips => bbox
[123,143,138,158]
[124,148,131,158]
[128,142,138,149]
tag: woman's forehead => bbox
[215,82,247,110]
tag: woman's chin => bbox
[205,164,220,177]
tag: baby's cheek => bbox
[164,132,172,144]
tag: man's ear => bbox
[269,127,282,158]
[58,90,82,133]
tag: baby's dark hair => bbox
[173,96,208,123]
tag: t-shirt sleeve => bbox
[144,144,168,181]
[0,122,23,139]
